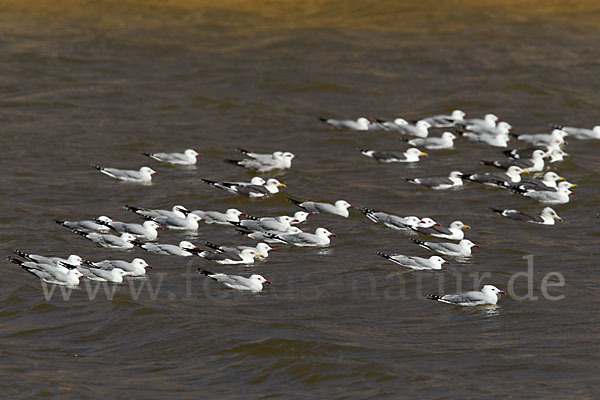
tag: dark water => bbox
[2,1,600,398]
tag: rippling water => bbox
[2,1,600,398]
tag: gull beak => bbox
[330,233,337,237]
[557,177,565,182]
[444,261,449,264]
[570,183,577,188]
[153,171,159,175]
[462,225,471,229]
[157,225,164,230]
[126,274,132,277]
[556,216,563,222]
[562,152,570,157]
[420,152,428,157]
[256,254,265,258]
[349,205,354,209]
[264,280,272,284]
[473,244,480,247]
[279,183,287,188]
[434,222,440,226]
[240,212,246,216]
[498,290,506,295]
[521,170,529,174]
[196,154,202,157]
[145,265,153,269]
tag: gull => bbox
[490,207,562,225]
[8,256,84,286]
[371,117,409,131]
[520,181,573,204]
[198,248,264,265]
[427,285,505,306]
[231,216,298,233]
[512,171,564,192]
[480,149,548,172]
[462,132,510,147]
[358,148,428,163]
[410,217,441,235]
[92,165,157,183]
[317,116,370,131]
[147,213,203,231]
[517,129,568,146]
[552,124,600,140]
[191,208,245,225]
[83,258,151,276]
[406,171,464,190]
[391,120,433,137]
[416,221,471,241]
[267,228,336,247]
[360,207,421,230]
[461,121,512,136]
[502,139,563,160]
[423,110,466,127]
[410,238,479,257]
[71,230,138,249]
[96,219,162,241]
[199,270,271,292]
[288,198,353,218]
[13,250,84,268]
[53,216,112,233]
[237,227,303,243]
[142,149,200,165]
[204,242,274,259]
[547,148,568,163]
[407,132,456,150]
[226,149,295,172]
[202,178,285,197]
[76,266,130,283]
[462,166,528,187]
[124,204,190,219]
[377,252,449,270]
[245,211,310,225]
[131,240,200,256]
[457,113,499,129]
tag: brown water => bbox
[1,1,600,398]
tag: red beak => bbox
[264,280,272,284]
[349,205,354,209]
[330,233,336,237]
[434,223,440,226]
[473,244,480,247]
[146,265,152,269]
[153,171,159,175]
[444,261,449,264]
[499,290,506,295]
[157,226,163,230]
[240,212,246,216]
[196,154,201,157]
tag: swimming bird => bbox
[53,216,112,233]
[427,285,505,306]
[359,208,421,230]
[407,132,456,150]
[191,208,245,225]
[76,266,130,283]
[92,165,157,183]
[389,120,433,137]
[457,113,499,129]
[13,250,84,268]
[410,238,478,257]
[204,242,273,259]
[9,256,84,286]
[142,149,200,165]
[462,131,509,147]
[131,240,200,256]
[517,129,568,146]
[377,252,449,270]
[406,171,464,190]
[124,204,190,219]
[512,171,564,192]
[422,110,466,127]
[83,258,151,276]
[226,150,295,172]
[288,198,353,218]
[419,221,471,240]
[519,181,573,204]
[462,166,528,187]
[199,270,271,292]
[231,216,298,233]
[245,211,310,225]
[70,230,138,249]
[358,148,428,163]
[551,124,600,140]
[480,149,548,172]
[317,116,370,131]
[146,213,203,231]
[202,178,285,197]
[266,228,336,247]
[198,248,264,265]
[95,219,162,241]
[490,207,562,225]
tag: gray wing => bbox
[441,291,485,305]
[409,176,454,188]
[515,179,552,191]
[501,209,540,223]
[201,251,243,262]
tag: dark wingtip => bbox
[237,148,250,155]
[409,238,424,245]
[199,269,214,276]
[376,251,390,259]
[399,137,409,142]
[316,116,328,122]
[53,219,66,226]
[201,178,217,185]
[551,124,563,130]
[489,207,504,214]
[71,229,88,238]
[287,198,303,206]
[7,256,22,265]
[91,164,102,170]
[359,206,373,215]
[427,294,442,301]
[224,159,241,166]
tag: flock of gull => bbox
[9,111,598,306]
